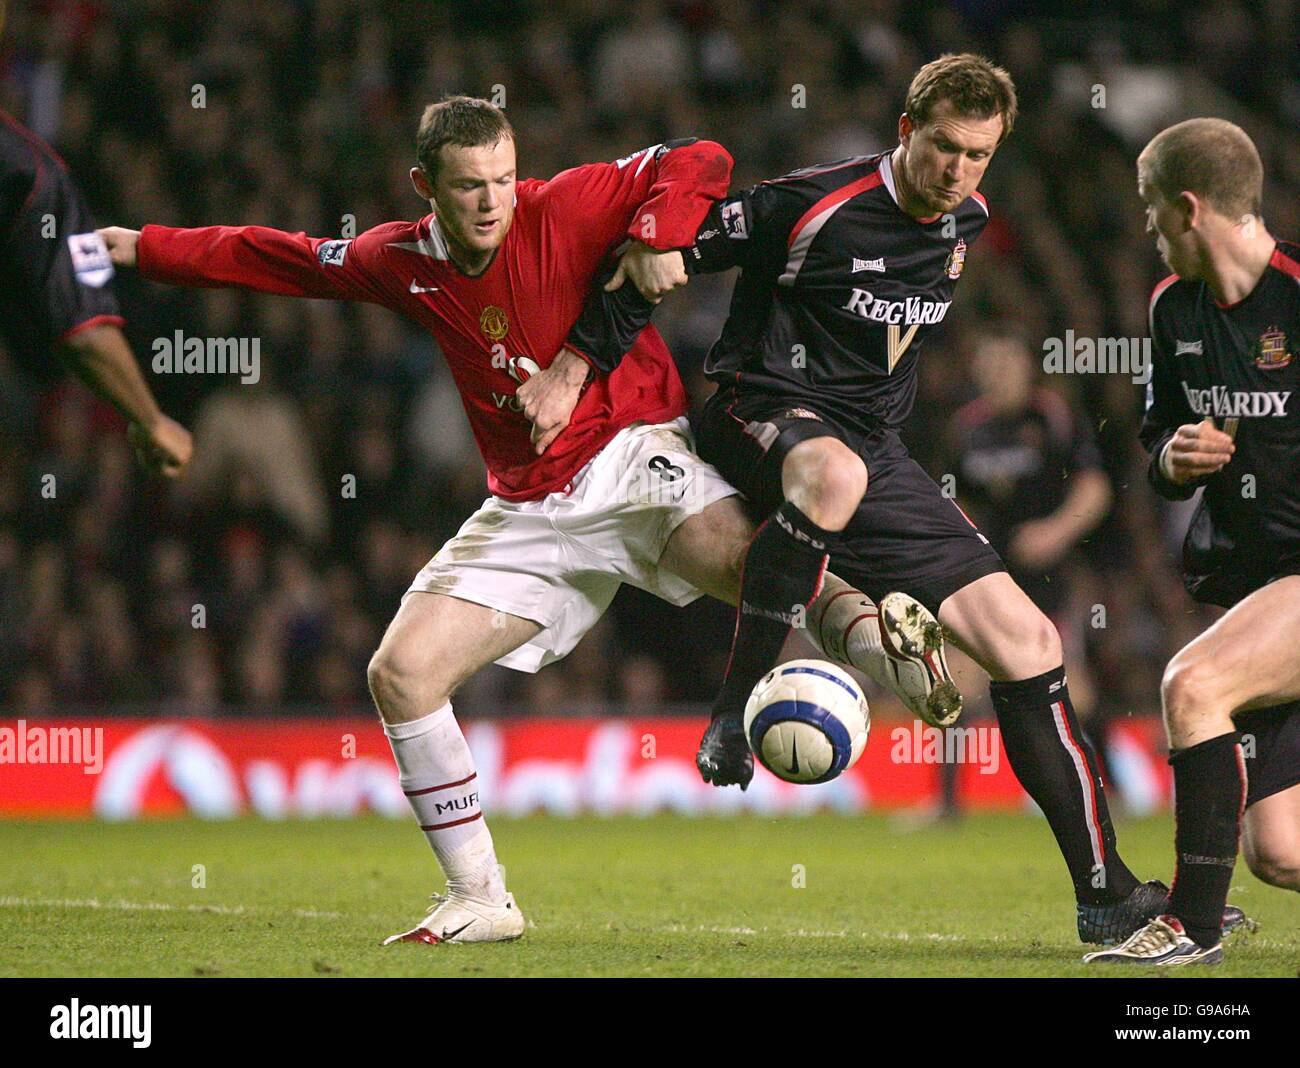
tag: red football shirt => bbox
[138,140,733,500]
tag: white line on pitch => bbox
[587,922,976,941]
[0,895,342,919]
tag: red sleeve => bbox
[541,139,733,254]
[137,223,394,304]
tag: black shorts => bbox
[696,390,1005,614]
[1236,702,1300,808]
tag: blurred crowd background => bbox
[2,0,1297,722]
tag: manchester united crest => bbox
[1253,326,1292,370]
[479,305,509,341]
[944,238,967,280]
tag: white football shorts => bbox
[404,417,739,672]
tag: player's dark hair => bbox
[1138,118,1263,221]
[415,95,515,184]
[904,53,1018,144]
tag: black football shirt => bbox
[1140,241,1300,606]
[568,150,988,436]
[1,109,123,380]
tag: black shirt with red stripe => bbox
[568,150,989,437]
[1,109,124,379]
[1141,240,1300,606]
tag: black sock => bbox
[1168,732,1244,947]
[989,666,1139,905]
[714,501,830,719]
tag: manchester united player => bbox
[99,96,952,945]
[1087,118,1299,965]
[1,108,191,476]
[567,55,1204,945]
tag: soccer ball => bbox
[743,659,870,784]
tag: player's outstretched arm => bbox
[565,259,659,376]
[58,322,193,478]
[604,241,687,304]
[564,194,757,373]
[99,222,386,303]
[99,226,140,267]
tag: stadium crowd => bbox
[2,0,1298,719]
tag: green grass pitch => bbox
[1,813,1294,977]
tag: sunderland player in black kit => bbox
[568,55,1215,944]
[0,107,191,475]
[1087,118,1300,966]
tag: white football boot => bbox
[1082,915,1223,966]
[810,578,962,728]
[382,890,526,946]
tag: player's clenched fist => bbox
[605,241,687,304]
[128,414,193,479]
[517,347,591,455]
[1161,418,1235,484]
[97,226,141,267]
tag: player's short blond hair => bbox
[416,95,515,185]
[1138,118,1263,220]
[904,53,1018,144]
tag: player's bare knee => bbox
[1003,610,1060,677]
[1160,656,1221,726]
[1035,613,1062,671]
[365,647,402,712]
[1244,848,1300,892]
[785,440,866,531]
[367,642,448,719]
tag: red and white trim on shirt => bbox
[1148,273,1179,338]
[57,314,127,343]
[779,170,884,286]
[1270,245,1300,280]
[388,213,452,261]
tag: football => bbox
[743,659,870,784]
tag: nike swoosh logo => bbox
[789,736,800,775]
[440,921,473,941]
[409,280,440,293]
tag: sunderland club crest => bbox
[1253,326,1292,370]
[944,238,967,280]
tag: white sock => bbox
[808,574,892,688]
[382,702,506,903]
